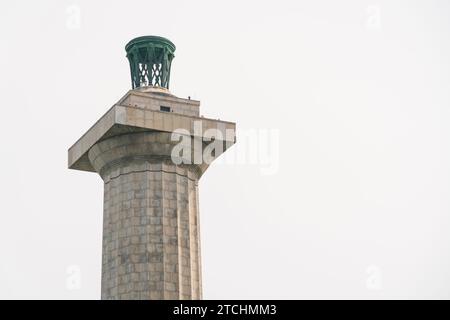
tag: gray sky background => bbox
[1,0,450,299]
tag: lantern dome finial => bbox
[125,36,176,90]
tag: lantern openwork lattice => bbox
[125,36,176,90]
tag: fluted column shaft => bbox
[88,132,203,300]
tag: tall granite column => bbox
[68,36,235,300]
[88,132,203,300]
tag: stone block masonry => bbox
[89,132,203,299]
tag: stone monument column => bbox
[68,36,235,300]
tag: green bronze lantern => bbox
[125,36,176,90]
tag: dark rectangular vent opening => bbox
[160,106,171,112]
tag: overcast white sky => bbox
[1,0,450,299]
